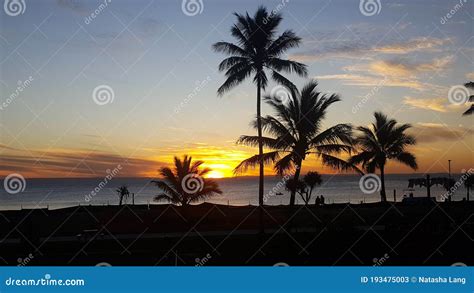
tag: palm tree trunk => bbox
[256,79,264,206]
[256,78,265,236]
[380,165,387,202]
[290,160,302,206]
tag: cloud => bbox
[0,150,165,178]
[368,56,454,77]
[57,0,89,14]
[403,97,448,112]
[315,56,453,91]
[402,95,465,113]
[411,123,474,143]
[371,37,447,54]
[0,143,20,151]
[291,37,450,62]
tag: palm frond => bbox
[395,151,418,170]
[154,193,174,203]
[234,151,281,174]
[212,42,247,57]
[236,135,283,149]
[318,153,362,174]
[463,104,474,115]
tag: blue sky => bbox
[0,0,473,177]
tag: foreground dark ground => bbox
[0,201,473,266]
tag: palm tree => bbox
[462,81,473,115]
[304,171,322,203]
[213,6,307,206]
[349,112,418,202]
[285,171,323,205]
[285,178,306,204]
[152,155,222,206]
[235,81,359,206]
[116,185,130,206]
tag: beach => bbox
[1,201,472,266]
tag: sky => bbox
[0,0,473,178]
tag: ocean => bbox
[0,174,470,210]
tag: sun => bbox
[206,170,225,179]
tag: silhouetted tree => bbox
[116,185,130,206]
[463,81,474,115]
[213,6,307,206]
[304,171,322,202]
[235,81,359,206]
[284,172,323,205]
[350,112,418,202]
[152,155,222,206]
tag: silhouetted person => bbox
[409,193,414,198]
[315,196,320,206]
[320,195,325,205]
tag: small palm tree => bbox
[235,81,359,206]
[350,112,418,202]
[304,171,322,202]
[116,185,130,206]
[285,171,323,205]
[462,81,473,115]
[213,6,307,206]
[152,155,222,206]
[285,178,306,203]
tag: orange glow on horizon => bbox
[206,170,225,178]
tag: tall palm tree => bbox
[235,81,359,206]
[462,81,473,115]
[213,6,307,206]
[349,112,418,202]
[152,155,222,206]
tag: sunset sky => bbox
[1,0,473,178]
